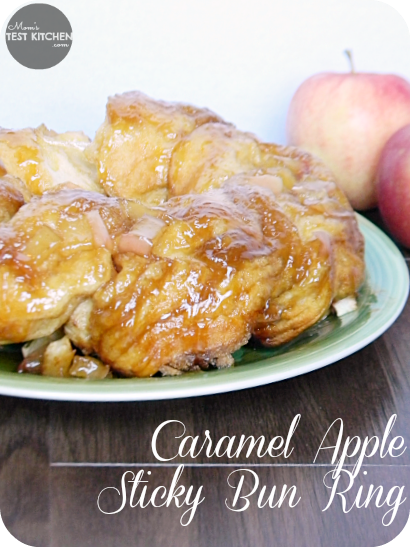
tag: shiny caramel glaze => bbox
[168,124,365,298]
[272,169,365,302]
[254,143,365,301]
[87,91,224,204]
[214,174,333,346]
[0,176,25,222]
[0,160,6,177]
[90,183,300,377]
[168,123,263,196]
[0,188,134,343]
[252,230,333,346]
[168,124,364,346]
[168,124,320,197]
[0,125,102,195]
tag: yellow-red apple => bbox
[286,63,410,210]
[377,124,410,248]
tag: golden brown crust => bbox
[90,184,298,376]
[0,125,102,195]
[252,239,333,345]
[87,91,224,204]
[0,189,133,343]
[167,127,365,346]
[169,122,262,196]
[0,159,6,177]
[0,176,25,222]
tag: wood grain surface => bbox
[0,211,409,547]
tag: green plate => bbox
[0,215,408,401]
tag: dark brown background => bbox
[0,211,409,547]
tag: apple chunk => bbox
[377,124,410,248]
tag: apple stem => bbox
[344,50,355,74]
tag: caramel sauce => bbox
[14,146,41,192]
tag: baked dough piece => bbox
[168,123,304,197]
[169,125,364,298]
[168,122,263,196]
[87,91,224,205]
[0,176,25,222]
[0,125,102,195]
[0,188,133,343]
[253,237,333,346]
[90,183,300,376]
[168,125,364,345]
[205,173,334,346]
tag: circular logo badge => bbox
[5,3,72,69]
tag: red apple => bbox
[377,124,410,248]
[286,57,410,210]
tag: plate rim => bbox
[0,214,408,402]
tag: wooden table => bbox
[1,211,409,547]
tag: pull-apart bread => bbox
[0,91,365,378]
[86,91,223,204]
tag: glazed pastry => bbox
[0,188,132,343]
[91,183,299,376]
[87,91,224,205]
[0,91,365,377]
[0,175,26,222]
[167,123,365,344]
[0,125,102,196]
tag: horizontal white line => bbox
[50,462,410,468]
